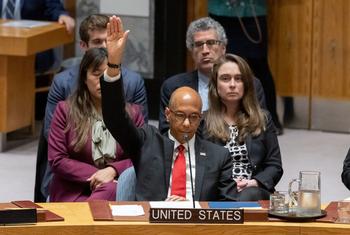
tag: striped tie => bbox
[5,0,16,19]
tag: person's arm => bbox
[251,113,283,191]
[48,102,98,183]
[44,0,75,33]
[58,14,75,34]
[44,74,68,140]
[342,148,350,190]
[218,150,238,201]
[101,16,143,156]
[158,81,171,134]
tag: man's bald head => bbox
[165,87,202,143]
[169,86,202,111]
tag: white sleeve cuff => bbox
[103,70,121,82]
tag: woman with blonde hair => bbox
[48,47,144,202]
[201,53,282,200]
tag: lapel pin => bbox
[200,152,206,157]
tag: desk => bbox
[0,20,73,151]
[0,202,349,235]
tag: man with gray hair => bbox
[159,17,266,134]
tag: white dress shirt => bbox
[197,71,209,112]
[167,132,196,200]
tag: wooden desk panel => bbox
[0,20,73,137]
[0,202,349,235]
[0,20,73,56]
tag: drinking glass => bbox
[269,191,289,214]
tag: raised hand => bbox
[106,15,129,77]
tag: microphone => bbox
[183,134,195,208]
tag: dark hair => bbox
[67,47,108,151]
[79,14,109,44]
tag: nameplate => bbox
[149,208,243,224]
[0,208,37,224]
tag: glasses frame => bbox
[169,109,202,124]
[192,39,222,49]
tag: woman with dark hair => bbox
[201,53,283,201]
[48,47,144,202]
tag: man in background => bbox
[159,17,266,134]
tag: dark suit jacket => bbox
[158,70,266,134]
[101,77,237,201]
[198,112,283,192]
[341,148,350,190]
[15,0,67,21]
[0,0,69,72]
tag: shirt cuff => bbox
[104,70,121,82]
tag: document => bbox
[150,201,201,208]
[1,20,51,28]
[110,205,145,216]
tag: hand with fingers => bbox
[87,167,117,190]
[58,14,75,34]
[106,15,130,77]
[165,195,187,201]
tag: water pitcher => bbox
[288,171,321,216]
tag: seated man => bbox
[34,14,147,202]
[159,17,266,134]
[100,16,237,201]
[341,148,350,190]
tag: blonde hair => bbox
[205,53,266,143]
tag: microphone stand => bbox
[184,134,195,208]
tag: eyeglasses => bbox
[192,39,222,49]
[169,109,201,123]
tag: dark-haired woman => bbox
[48,47,144,202]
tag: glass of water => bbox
[269,191,289,214]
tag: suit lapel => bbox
[190,70,199,91]
[194,137,207,200]
[246,134,253,165]
[163,135,175,192]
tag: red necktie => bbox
[171,145,186,198]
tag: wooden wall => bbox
[186,0,208,71]
[268,0,350,100]
[312,0,350,100]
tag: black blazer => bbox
[158,70,266,134]
[198,112,283,192]
[341,148,350,190]
[101,77,237,201]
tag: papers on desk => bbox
[1,20,51,28]
[110,205,145,216]
[150,201,201,208]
